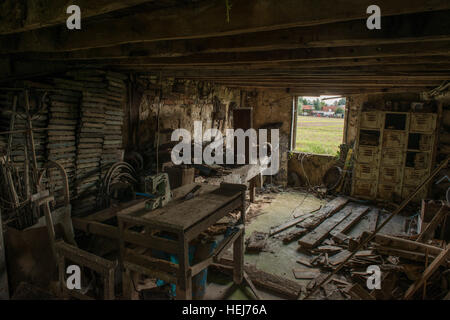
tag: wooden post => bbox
[104,269,115,300]
[0,209,9,299]
[233,191,246,285]
[417,205,447,242]
[176,232,192,300]
[249,177,256,203]
[58,255,66,298]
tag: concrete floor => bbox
[204,188,409,300]
[205,189,327,299]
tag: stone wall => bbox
[249,89,293,186]
[136,78,240,149]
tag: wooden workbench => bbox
[116,182,247,300]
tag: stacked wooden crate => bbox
[352,105,438,203]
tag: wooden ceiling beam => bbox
[0,0,156,35]
[1,0,450,53]
[154,75,450,81]
[211,81,443,87]
[111,56,450,71]
[13,11,450,60]
[220,84,432,94]
[83,41,450,66]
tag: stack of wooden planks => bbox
[0,70,127,218]
[101,72,126,171]
[46,90,81,206]
[51,70,126,216]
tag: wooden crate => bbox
[403,167,428,186]
[360,112,382,129]
[356,145,379,163]
[379,166,402,183]
[410,113,437,133]
[402,185,428,202]
[412,152,430,169]
[383,130,407,148]
[381,149,404,166]
[418,134,434,151]
[353,179,377,199]
[354,163,378,180]
[377,183,401,201]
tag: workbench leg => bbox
[234,190,246,285]
[122,269,139,300]
[249,178,256,203]
[58,255,66,298]
[176,234,192,300]
[104,269,115,300]
[233,232,244,285]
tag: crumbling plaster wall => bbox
[251,89,292,186]
[133,80,293,186]
[136,78,240,148]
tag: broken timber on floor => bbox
[281,227,308,244]
[404,245,450,300]
[364,232,450,267]
[298,202,368,248]
[297,196,349,230]
[246,231,268,253]
[345,283,376,300]
[215,257,302,300]
[329,204,370,238]
[417,204,449,242]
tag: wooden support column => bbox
[176,232,192,300]
[233,191,246,285]
[0,209,9,299]
[249,177,256,203]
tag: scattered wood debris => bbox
[245,231,268,253]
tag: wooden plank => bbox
[330,204,370,237]
[329,250,352,266]
[281,227,308,244]
[367,208,380,232]
[346,283,376,300]
[404,246,450,299]
[245,231,268,253]
[367,232,445,257]
[4,0,450,53]
[0,0,154,35]
[298,197,349,230]
[417,205,448,242]
[269,215,310,236]
[55,241,115,274]
[215,258,302,299]
[292,268,320,280]
[297,256,313,268]
[299,205,355,248]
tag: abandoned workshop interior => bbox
[0,0,450,302]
